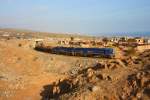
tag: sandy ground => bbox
[0,39,66,100]
[0,39,149,100]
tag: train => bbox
[35,46,115,58]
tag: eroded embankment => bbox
[40,50,150,100]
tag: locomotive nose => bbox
[112,49,115,57]
[112,49,115,54]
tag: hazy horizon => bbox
[0,0,150,35]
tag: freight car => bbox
[51,47,115,58]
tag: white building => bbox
[111,37,120,43]
[144,39,150,44]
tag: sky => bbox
[0,0,150,35]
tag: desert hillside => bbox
[0,29,149,100]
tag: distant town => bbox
[0,29,150,52]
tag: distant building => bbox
[111,37,120,43]
[144,39,150,44]
[119,37,129,42]
[126,38,137,46]
[74,38,81,41]
[135,37,144,45]
[136,44,150,52]
[2,34,10,37]
[34,39,44,47]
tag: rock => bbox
[141,77,149,87]
[106,76,112,81]
[87,68,94,78]
[121,93,127,100]
[93,63,105,70]
[70,68,79,76]
[96,74,103,80]
[130,96,138,100]
[108,63,118,70]
[136,92,142,99]
[121,65,150,99]
[92,86,100,92]
[136,72,142,79]
[73,78,79,85]
[53,86,60,95]
[87,68,93,73]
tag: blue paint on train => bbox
[51,47,115,58]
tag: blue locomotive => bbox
[51,47,115,58]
